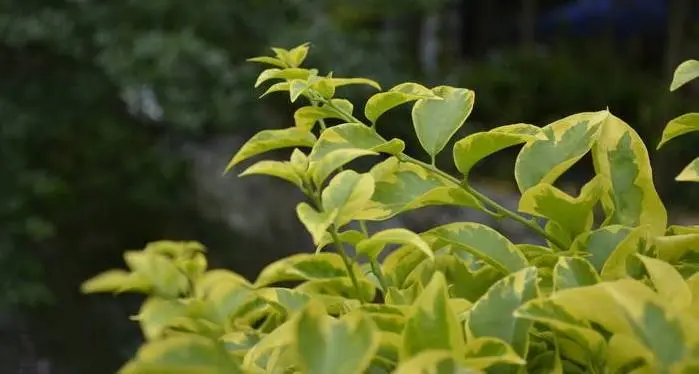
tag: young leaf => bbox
[310,148,378,186]
[254,253,357,287]
[120,335,242,374]
[636,254,692,311]
[254,68,316,88]
[356,228,433,261]
[356,157,483,221]
[315,230,367,253]
[421,222,529,275]
[321,170,375,227]
[133,297,189,340]
[514,111,607,192]
[289,79,309,102]
[381,245,431,289]
[676,157,699,182]
[465,267,539,367]
[518,176,604,241]
[239,160,304,189]
[657,113,699,149]
[553,257,600,291]
[123,251,189,298]
[287,42,310,67]
[294,303,379,374]
[328,77,381,90]
[453,123,543,178]
[364,82,438,124]
[259,81,290,98]
[296,203,337,245]
[293,99,353,131]
[592,113,667,235]
[670,59,699,91]
[412,86,475,158]
[225,128,316,172]
[247,56,287,69]
[400,272,466,360]
[80,269,150,294]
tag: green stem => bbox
[358,220,389,292]
[330,227,365,303]
[321,97,567,250]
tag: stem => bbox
[330,227,365,302]
[358,220,389,292]
[321,97,567,250]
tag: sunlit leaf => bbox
[636,254,692,311]
[225,128,316,172]
[328,77,381,90]
[515,111,607,192]
[400,272,465,360]
[356,228,433,261]
[592,113,667,235]
[81,269,150,294]
[247,56,287,69]
[657,113,699,149]
[254,68,316,88]
[462,337,526,371]
[677,157,699,182]
[422,222,529,274]
[670,59,699,91]
[296,202,337,245]
[293,99,353,131]
[294,302,379,374]
[133,297,189,340]
[412,86,475,158]
[321,170,375,227]
[239,160,304,189]
[254,253,357,287]
[364,82,439,124]
[124,251,189,298]
[453,123,543,178]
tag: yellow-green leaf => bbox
[328,77,381,90]
[655,232,699,262]
[243,318,295,371]
[296,202,337,245]
[364,82,439,124]
[254,253,357,287]
[657,113,699,149]
[356,228,433,261]
[422,222,529,274]
[309,148,378,186]
[80,269,150,294]
[553,257,600,291]
[393,350,474,374]
[670,59,699,91]
[569,225,633,272]
[315,229,367,253]
[515,111,607,192]
[677,157,699,182]
[637,254,692,311]
[247,56,287,69]
[225,128,316,172]
[259,81,290,98]
[381,245,431,290]
[296,277,376,305]
[289,79,309,102]
[295,302,379,374]
[413,86,475,158]
[600,226,649,281]
[321,170,375,227]
[254,68,316,88]
[400,272,466,360]
[462,337,526,370]
[592,113,667,235]
[606,334,654,374]
[286,43,310,67]
[309,122,404,161]
[120,335,241,374]
[357,157,482,221]
[133,297,189,340]
[123,251,189,298]
[293,101,353,131]
[239,160,303,188]
[465,267,538,367]
[518,176,604,240]
[454,123,544,178]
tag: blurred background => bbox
[2,0,699,372]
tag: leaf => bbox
[239,160,303,188]
[453,123,544,178]
[518,176,604,240]
[315,229,367,253]
[357,157,482,221]
[670,59,699,91]
[356,228,433,261]
[286,43,310,67]
[296,203,337,245]
[259,81,290,98]
[677,157,699,182]
[203,282,253,324]
[254,68,316,88]
[81,269,150,294]
[293,99,353,131]
[321,170,375,227]
[124,251,189,298]
[657,113,699,149]
[296,277,376,305]
[606,334,654,374]
[328,77,381,90]
[120,335,241,374]
[599,226,649,281]
[294,302,379,374]
[364,82,439,124]
[462,337,526,370]
[254,253,357,287]
[422,222,529,275]
[310,148,378,186]
[569,225,633,273]
[133,297,189,340]
[247,56,287,69]
[400,272,465,360]
[592,113,667,235]
[515,111,607,192]
[393,350,474,374]
[289,79,309,102]
[655,232,699,262]
[381,245,431,290]
[225,128,316,172]
[553,257,600,291]
[412,86,475,157]
[465,267,539,367]
[243,319,295,370]
[636,254,692,311]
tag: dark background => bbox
[2,0,699,372]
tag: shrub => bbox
[82,44,699,373]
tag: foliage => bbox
[83,45,699,373]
